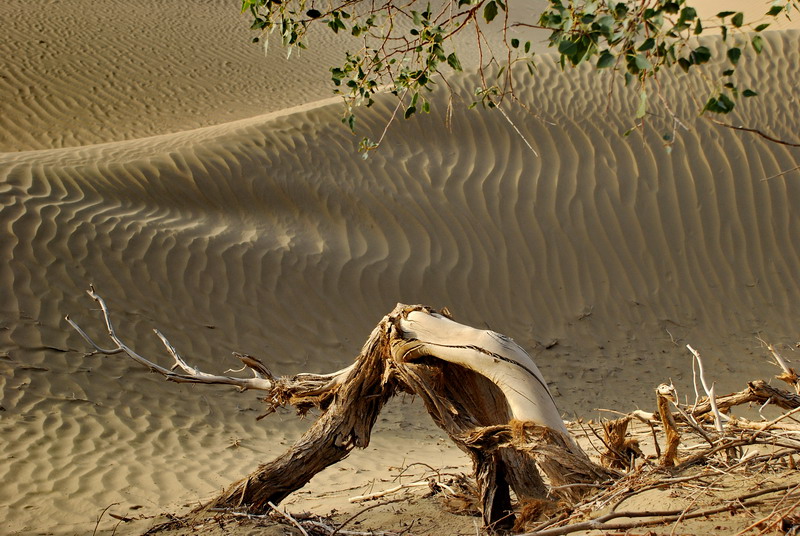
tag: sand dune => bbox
[0,0,353,151]
[0,0,551,152]
[1,3,800,533]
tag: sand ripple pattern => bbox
[0,0,352,151]
[1,31,799,534]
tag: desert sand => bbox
[2,0,800,534]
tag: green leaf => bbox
[727,47,741,65]
[732,12,744,27]
[511,38,519,48]
[722,68,734,76]
[624,72,633,86]
[446,52,463,71]
[330,67,345,85]
[636,90,647,119]
[404,106,416,119]
[716,11,736,18]
[524,41,531,53]
[767,5,785,16]
[634,54,652,71]
[755,23,770,32]
[694,19,703,35]
[483,1,498,23]
[306,9,322,18]
[595,14,614,33]
[690,46,711,64]
[328,17,347,33]
[752,34,763,53]
[638,38,655,52]
[704,93,735,114]
[718,94,735,112]
[663,2,680,15]
[558,39,578,57]
[680,7,697,21]
[597,51,615,68]
[743,89,758,97]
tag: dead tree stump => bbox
[69,292,616,530]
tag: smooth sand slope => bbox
[1,3,800,534]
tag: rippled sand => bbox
[1,1,799,533]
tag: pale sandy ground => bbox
[1,0,800,534]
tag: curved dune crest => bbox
[0,0,352,152]
[1,28,800,535]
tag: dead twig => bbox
[93,503,120,536]
[331,498,406,536]
[519,491,781,536]
[706,117,800,148]
[687,345,725,432]
[268,501,309,536]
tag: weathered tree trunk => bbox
[205,304,615,527]
[210,322,397,510]
[69,292,615,530]
[390,356,547,528]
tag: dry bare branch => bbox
[67,287,275,391]
[687,344,725,432]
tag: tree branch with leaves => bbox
[240,0,799,152]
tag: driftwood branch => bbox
[762,339,800,394]
[66,287,357,416]
[687,380,800,417]
[69,293,611,530]
[66,287,276,391]
[686,344,725,432]
[69,291,800,534]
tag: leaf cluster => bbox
[538,1,790,121]
[240,0,800,152]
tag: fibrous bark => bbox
[211,321,396,510]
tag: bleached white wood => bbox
[392,310,569,436]
[686,344,725,433]
[67,287,358,392]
